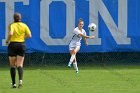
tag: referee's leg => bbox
[9,56,17,88]
[16,56,24,88]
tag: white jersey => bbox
[69,27,86,48]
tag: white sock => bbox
[73,62,78,71]
[68,54,75,65]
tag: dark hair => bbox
[13,13,21,22]
[78,18,84,23]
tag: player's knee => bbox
[72,50,76,54]
[73,60,76,62]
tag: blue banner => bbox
[0,0,140,53]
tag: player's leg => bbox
[9,56,17,88]
[72,47,80,73]
[68,46,80,67]
[67,50,75,67]
[73,57,79,73]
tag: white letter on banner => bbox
[1,0,29,46]
[40,0,75,45]
[89,0,131,45]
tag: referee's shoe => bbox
[18,80,23,88]
[11,83,16,88]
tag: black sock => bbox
[17,66,23,81]
[10,67,16,85]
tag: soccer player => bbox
[68,18,95,73]
[5,13,32,88]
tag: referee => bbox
[5,13,32,88]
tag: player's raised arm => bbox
[79,33,95,39]
[82,34,95,46]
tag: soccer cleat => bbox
[67,64,71,68]
[76,71,79,74]
[11,84,16,88]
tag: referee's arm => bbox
[25,25,32,38]
[25,33,32,38]
[5,30,13,45]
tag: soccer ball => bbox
[88,23,96,32]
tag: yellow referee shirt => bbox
[9,22,31,42]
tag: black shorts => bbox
[8,42,26,57]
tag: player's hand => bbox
[5,40,9,45]
[89,36,95,39]
[85,42,88,46]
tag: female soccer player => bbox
[68,18,95,73]
[5,13,32,88]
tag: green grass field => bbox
[0,65,140,93]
